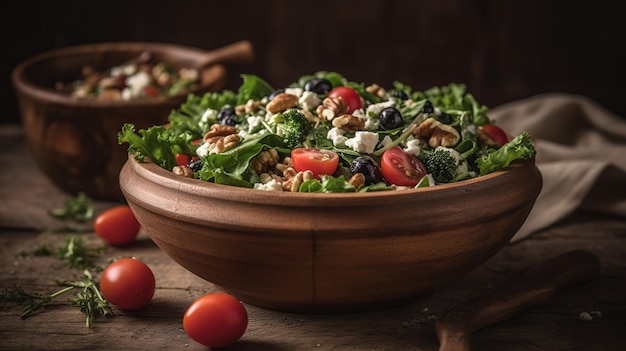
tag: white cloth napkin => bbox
[489,93,626,241]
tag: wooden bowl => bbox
[11,41,253,201]
[119,154,542,313]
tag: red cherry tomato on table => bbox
[94,205,140,246]
[380,146,427,186]
[480,124,509,147]
[183,292,248,348]
[291,148,339,179]
[100,258,155,310]
[328,86,363,113]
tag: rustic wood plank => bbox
[2,212,625,350]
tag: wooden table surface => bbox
[1,124,625,351]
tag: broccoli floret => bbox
[281,109,313,148]
[424,147,459,183]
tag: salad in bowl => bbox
[118,71,535,193]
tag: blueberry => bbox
[379,107,403,130]
[392,90,409,100]
[217,107,237,126]
[350,156,383,185]
[422,100,434,114]
[304,78,332,94]
[437,112,453,125]
[188,158,202,172]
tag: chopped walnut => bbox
[172,165,194,178]
[332,114,366,131]
[301,109,321,125]
[348,173,366,189]
[316,96,349,121]
[203,124,238,141]
[287,170,314,192]
[202,124,240,154]
[413,117,460,148]
[266,93,299,114]
[207,134,240,154]
[250,148,279,174]
[366,84,387,98]
[235,99,262,115]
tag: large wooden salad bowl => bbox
[120,154,542,313]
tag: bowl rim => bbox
[11,41,226,108]
[123,152,540,206]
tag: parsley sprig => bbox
[2,236,112,328]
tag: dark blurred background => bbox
[2,0,626,125]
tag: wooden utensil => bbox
[435,250,601,351]
[129,40,254,69]
[194,40,255,68]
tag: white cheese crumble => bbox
[199,108,218,130]
[404,138,422,157]
[196,142,210,157]
[327,127,347,147]
[284,87,303,97]
[345,131,379,154]
[379,135,393,148]
[299,91,321,111]
[121,70,151,100]
[366,100,395,118]
[246,115,264,134]
[254,178,283,191]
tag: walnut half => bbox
[413,117,460,148]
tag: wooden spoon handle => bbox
[197,40,255,68]
[435,250,601,351]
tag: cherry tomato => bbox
[94,205,141,246]
[291,148,339,179]
[183,292,248,348]
[480,124,509,147]
[380,146,427,186]
[328,86,363,113]
[100,258,155,310]
[175,153,190,166]
[143,85,159,97]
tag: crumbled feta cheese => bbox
[353,109,366,118]
[123,71,151,99]
[366,100,395,118]
[379,135,393,148]
[327,127,347,147]
[285,87,303,97]
[404,138,422,157]
[345,131,380,154]
[196,142,210,157]
[254,178,283,191]
[456,161,473,176]
[121,88,133,101]
[111,64,137,77]
[299,91,321,111]
[199,108,218,130]
[246,115,264,133]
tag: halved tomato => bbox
[380,146,427,186]
[480,124,509,147]
[291,148,339,179]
